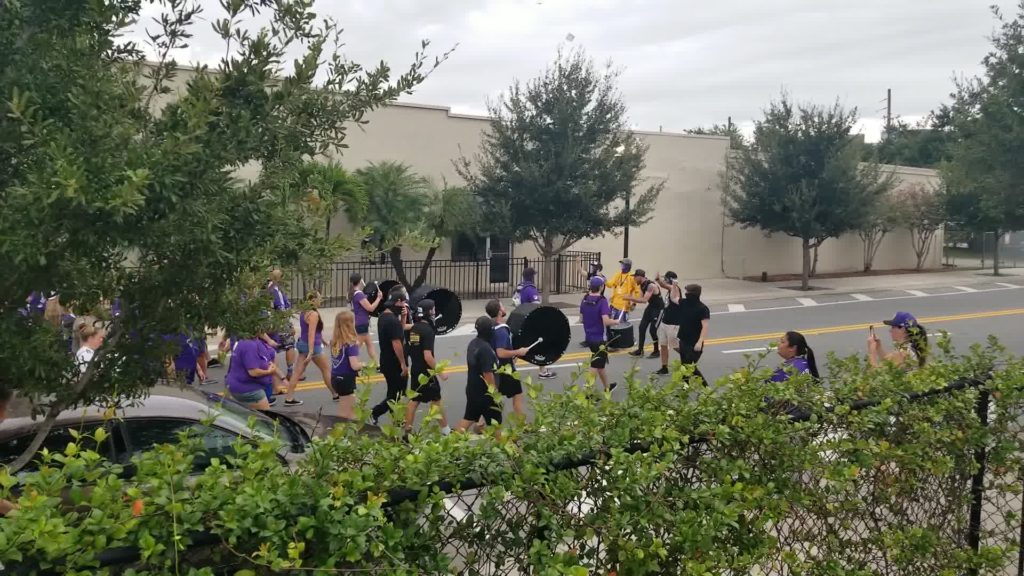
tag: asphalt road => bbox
[202,285,1024,429]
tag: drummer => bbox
[350,273,383,363]
[604,258,641,349]
[514,267,556,381]
[581,276,619,393]
[485,299,531,422]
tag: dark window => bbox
[0,424,116,476]
[119,418,241,473]
[452,234,486,262]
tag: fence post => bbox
[555,254,563,294]
[475,259,482,298]
[967,387,991,576]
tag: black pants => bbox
[371,366,408,421]
[636,306,661,351]
[679,346,704,383]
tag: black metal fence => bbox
[288,250,601,305]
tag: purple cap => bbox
[589,276,605,291]
[883,311,918,329]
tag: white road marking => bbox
[850,293,873,301]
[995,282,1019,289]
[796,297,817,306]
[953,286,979,293]
[905,290,929,297]
[722,347,772,355]
[727,304,746,312]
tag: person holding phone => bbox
[868,311,927,370]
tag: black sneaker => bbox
[201,377,219,386]
[654,366,669,375]
[647,351,660,359]
[608,382,619,393]
[267,397,279,407]
[628,350,643,357]
[283,398,303,407]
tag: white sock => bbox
[441,426,451,436]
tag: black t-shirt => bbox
[407,321,436,380]
[466,337,498,394]
[642,280,664,310]
[676,297,710,346]
[377,311,405,371]
[661,286,683,325]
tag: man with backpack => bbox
[512,267,556,380]
[580,276,619,393]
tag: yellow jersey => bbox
[606,272,640,313]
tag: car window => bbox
[210,397,290,443]
[119,418,241,473]
[0,424,115,476]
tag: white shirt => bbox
[75,346,96,373]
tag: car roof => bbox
[0,385,247,440]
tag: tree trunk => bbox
[993,231,1001,276]
[411,245,439,290]
[810,243,820,277]
[388,247,412,288]
[540,237,555,304]
[801,237,811,291]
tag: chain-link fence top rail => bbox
[6,347,1024,575]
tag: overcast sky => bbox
[143,0,1013,141]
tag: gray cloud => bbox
[137,0,1013,140]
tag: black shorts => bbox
[331,374,356,397]
[273,331,296,351]
[408,373,442,403]
[464,385,502,425]
[356,323,370,335]
[587,341,609,369]
[497,371,522,398]
[679,346,703,365]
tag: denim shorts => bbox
[230,388,267,404]
[296,341,323,356]
[356,324,370,336]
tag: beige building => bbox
[333,101,942,282]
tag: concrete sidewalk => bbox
[204,267,1022,348]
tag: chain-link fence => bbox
[944,229,1024,270]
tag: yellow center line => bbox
[289,308,1024,392]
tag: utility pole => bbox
[886,88,892,132]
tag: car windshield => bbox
[207,395,291,444]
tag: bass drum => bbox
[506,303,571,366]
[364,279,400,317]
[608,322,634,350]
[409,285,462,335]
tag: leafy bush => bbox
[2,340,1023,575]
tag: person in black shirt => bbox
[676,283,710,383]
[654,271,682,375]
[457,316,503,436]
[486,299,531,422]
[403,299,451,435]
[626,269,663,358]
[370,285,411,426]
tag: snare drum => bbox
[608,322,634,349]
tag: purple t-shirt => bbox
[519,282,540,304]
[492,324,516,370]
[331,343,361,378]
[352,290,370,327]
[226,339,275,394]
[769,357,811,383]
[580,293,610,343]
[299,310,323,347]
[172,333,202,372]
[268,283,291,311]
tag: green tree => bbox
[724,95,896,290]
[358,161,479,290]
[456,47,661,301]
[943,2,1024,276]
[862,115,955,169]
[895,183,946,271]
[688,122,747,149]
[858,192,902,272]
[0,0,445,470]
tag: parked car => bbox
[0,384,351,478]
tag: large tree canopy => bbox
[724,95,895,290]
[0,0,446,470]
[942,2,1024,276]
[456,47,661,299]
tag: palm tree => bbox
[357,161,478,289]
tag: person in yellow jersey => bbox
[604,258,641,347]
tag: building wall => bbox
[158,68,941,282]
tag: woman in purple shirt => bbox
[330,309,364,421]
[769,331,819,383]
[226,335,278,410]
[350,273,382,363]
[284,290,333,406]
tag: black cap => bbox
[633,269,646,278]
[665,271,678,280]
[349,272,362,285]
[523,267,536,279]
[474,315,495,338]
[416,299,435,315]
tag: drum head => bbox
[507,303,571,366]
[366,280,400,317]
[409,285,462,335]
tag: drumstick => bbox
[433,314,443,322]
[525,337,544,351]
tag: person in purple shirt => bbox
[267,269,299,380]
[225,335,278,410]
[513,267,555,380]
[21,291,47,317]
[330,309,364,421]
[764,331,818,419]
[350,272,383,364]
[170,333,207,386]
[580,276,619,393]
[284,290,335,407]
